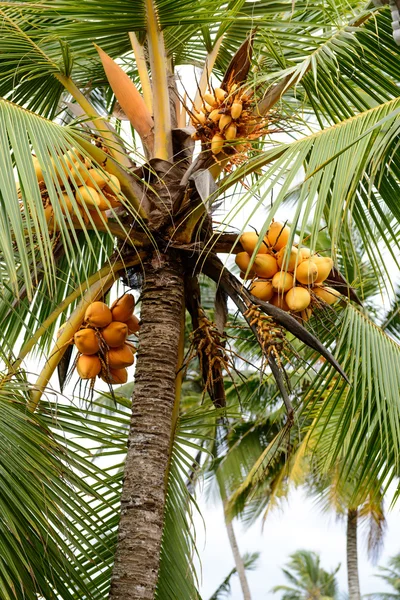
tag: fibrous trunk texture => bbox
[347,508,361,600]
[109,254,185,600]
[223,500,252,600]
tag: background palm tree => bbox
[272,550,340,600]
[0,1,399,599]
[368,553,400,599]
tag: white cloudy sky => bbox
[195,487,400,599]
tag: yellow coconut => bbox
[59,193,89,225]
[214,87,227,102]
[75,186,101,209]
[285,287,311,312]
[313,286,341,305]
[76,354,102,379]
[276,246,302,272]
[231,102,242,119]
[108,344,135,369]
[104,173,121,196]
[208,109,221,123]
[270,293,290,311]
[272,271,294,293]
[295,260,318,285]
[253,255,278,279]
[74,328,100,355]
[68,161,89,186]
[240,232,268,255]
[249,281,274,301]
[43,204,56,229]
[235,252,252,272]
[32,156,44,182]
[310,256,333,283]
[204,92,217,107]
[126,314,140,334]
[211,134,225,154]
[111,294,135,322]
[219,114,232,131]
[298,247,312,261]
[225,124,237,141]
[103,368,128,385]
[84,302,112,328]
[267,222,290,250]
[86,168,110,189]
[101,321,128,348]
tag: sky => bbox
[195,487,400,599]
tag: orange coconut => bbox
[84,302,112,328]
[270,293,290,311]
[75,186,101,209]
[235,251,251,272]
[103,173,121,195]
[86,168,109,189]
[103,368,128,385]
[267,222,290,250]
[107,344,135,369]
[74,329,100,355]
[249,281,274,301]
[101,321,128,348]
[272,271,294,293]
[111,294,135,322]
[76,354,102,379]
[295,260,318,285]
[310,256,333,283]
[298,247,312,261]
[285,287,311,312]
[240,232,268,255]
[313,286,341,305]
[125,315,140,334]
[276,246,302,272]
[253,255,278,279]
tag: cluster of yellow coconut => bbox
[29,149,122,231]
[190,85,262,154]
[235,222,341,320]
[74,294,140,385]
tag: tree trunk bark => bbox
[109,253,185,600]
[223,500,252,600]
[347,508,361,600]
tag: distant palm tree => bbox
[272,550,340,600]
[367,553,400,599]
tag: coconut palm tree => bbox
[272,550,340,600]
[0,1,400,599]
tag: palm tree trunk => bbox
[223,500,252,600]
[347,508,361,600]
[109,253,185,600]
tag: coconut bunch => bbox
[73,293,140,385]
[235,222,341,321]
[24,149,123,232]
[190,84,265,155]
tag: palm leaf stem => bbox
[57,74,131,168]
[145,0,172,159]
[129,32,154,113]
[193,35,224,111]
